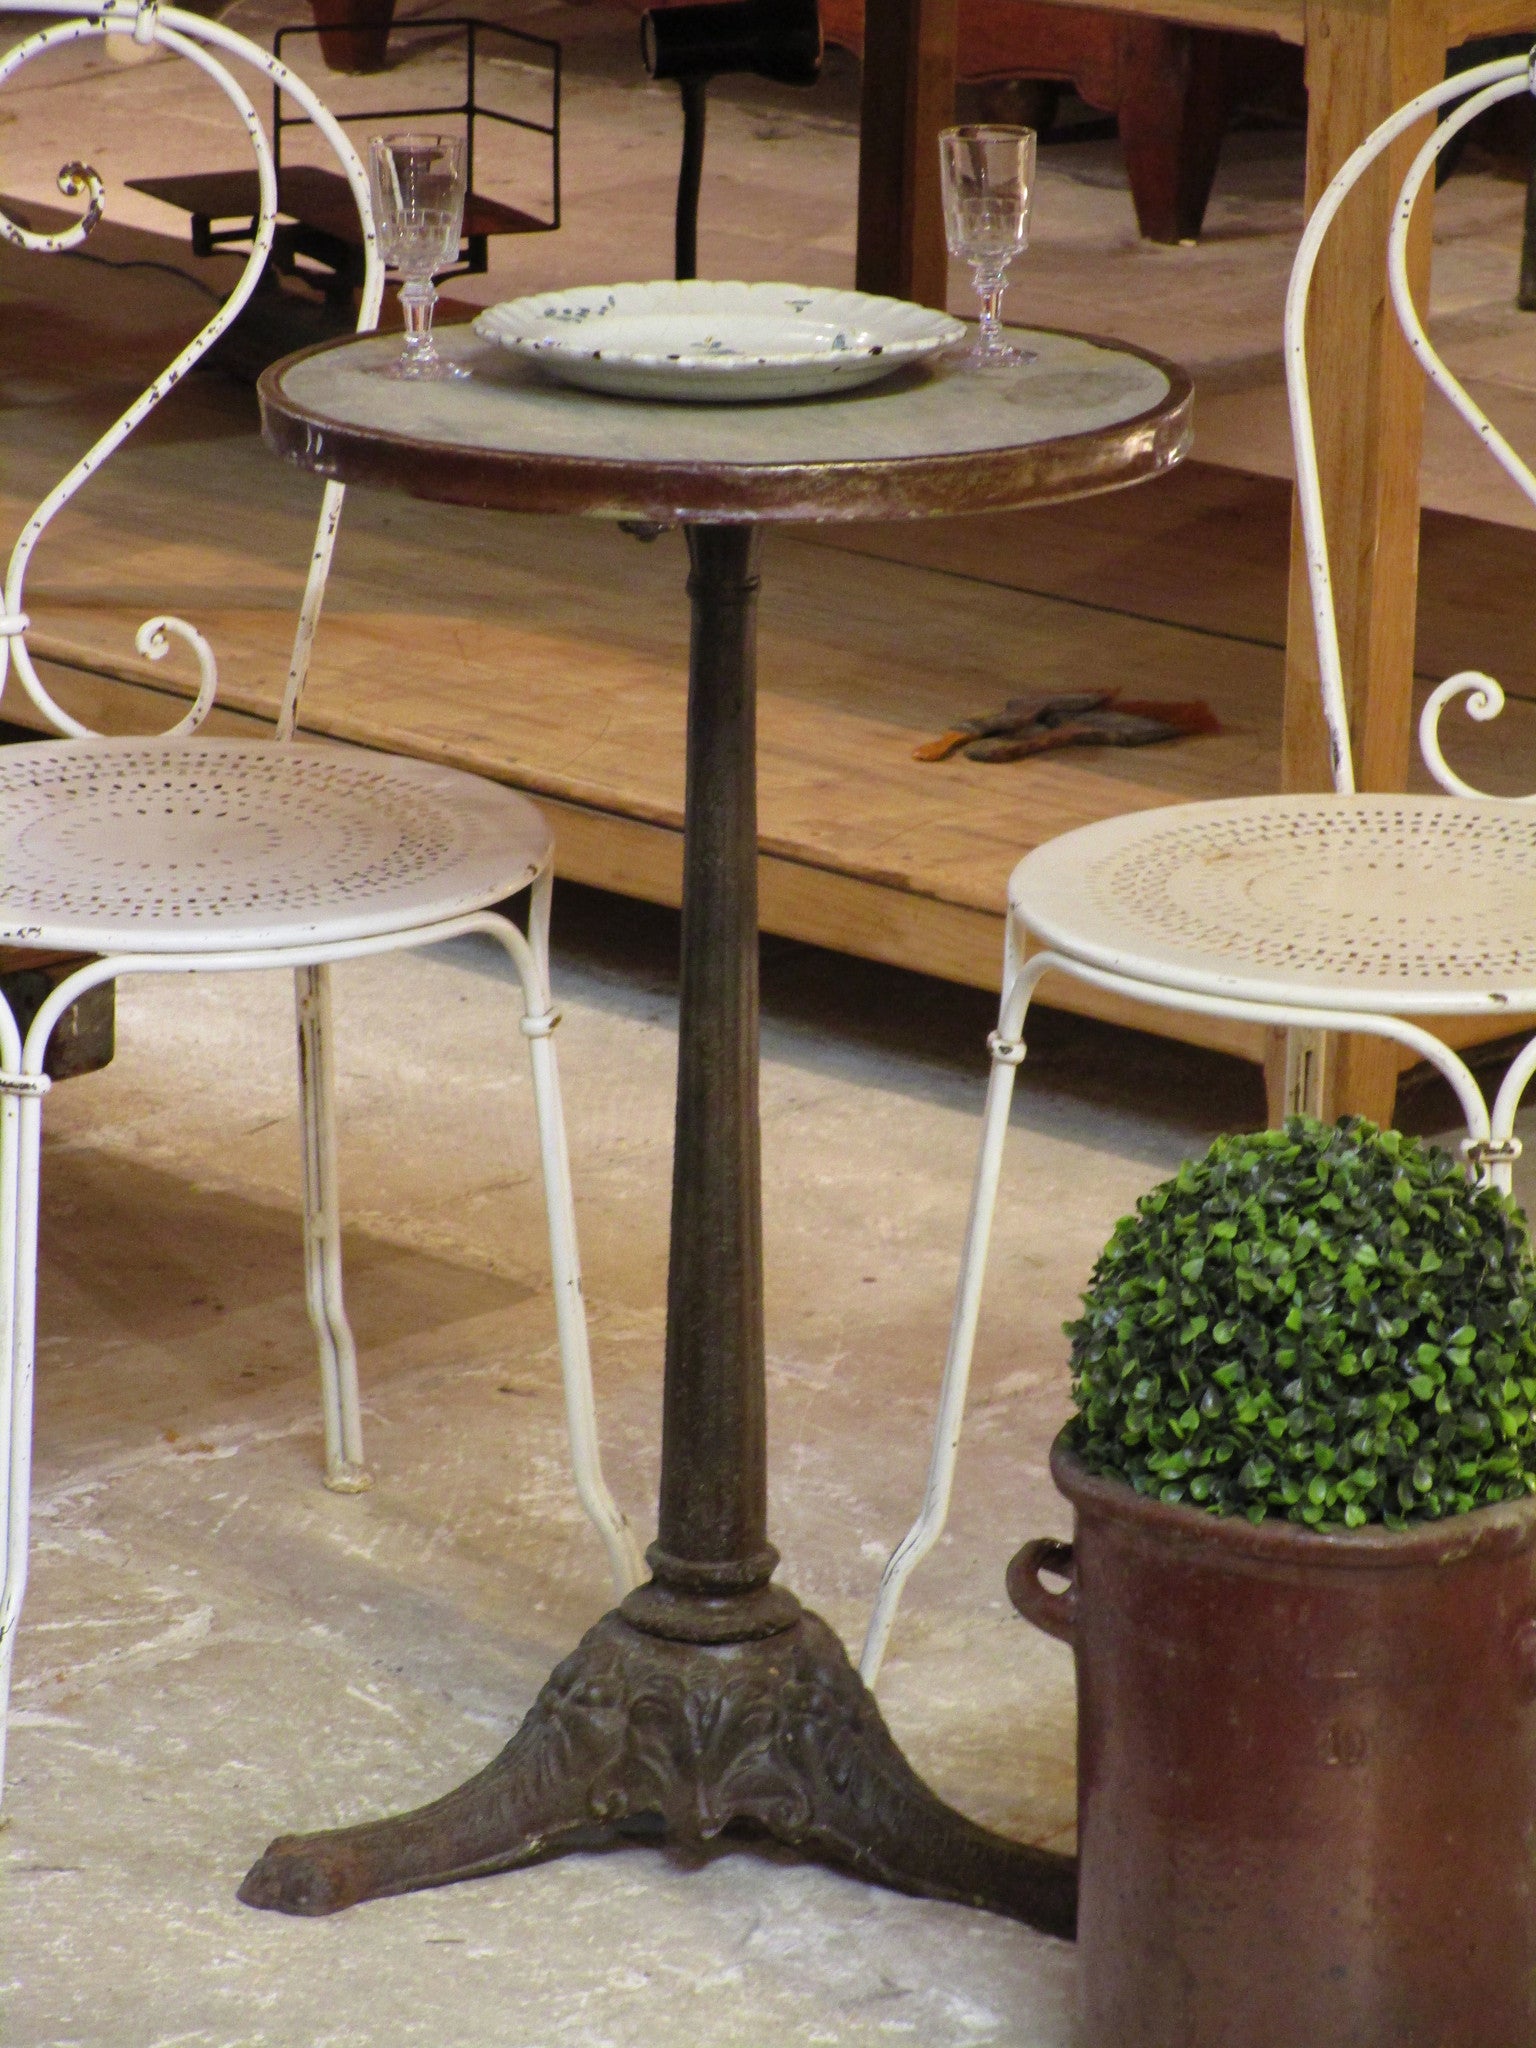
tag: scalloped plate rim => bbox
[472,281,966,400]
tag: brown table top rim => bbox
[258,325,1194,524]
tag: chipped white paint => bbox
[0,1,643,1804]
[0,0,383,740]
[1283,48,1536,796]
[862,52,1536,1686]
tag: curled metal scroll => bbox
[0,0,384,740]
[0,157,104,253]
[1386,64,1536,535]
[1384,65,1536,803]
[1283,49,1536,797]
[1416,672,1536,803]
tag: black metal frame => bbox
[639,0,820,280]
[274,16,560,276]
[180,16,561,285]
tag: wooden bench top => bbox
[821,0,1536,58]
[129,166,548,245]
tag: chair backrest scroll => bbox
[0,0,384,743]
[1284,50,1536,798]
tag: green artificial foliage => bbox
[1065,1116,1536,1529]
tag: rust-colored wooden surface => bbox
[855,0,960,305]
[832,0,1261,244]
[1010,0,1536,39]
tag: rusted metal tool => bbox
[915,688,1220,763]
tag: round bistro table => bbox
[241,322,1192,1926]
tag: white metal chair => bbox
[860,48,1536,1685]
[0,0,643,1800]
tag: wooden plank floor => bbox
[817,464,1536,708]
[8,353,1536,1069]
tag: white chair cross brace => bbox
[861,48,1536,1687]
[0,0,642,1803]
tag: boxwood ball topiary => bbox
[1065,1116,1536,1529]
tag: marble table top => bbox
[260,321,1192,524]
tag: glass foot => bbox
[946,337,1038,373]
[368,354,472,382]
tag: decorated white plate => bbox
[473,281,965,403]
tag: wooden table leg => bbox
[856,0,959,305]
[1274,0,1446,1129]
[1117,22,1234,244]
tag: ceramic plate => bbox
[473,281,965,403]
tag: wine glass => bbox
[367,132,470,381]
[939,124,1037,371]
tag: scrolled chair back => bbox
[1285,47,1536,800]
[0,0,384,742]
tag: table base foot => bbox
[237,1606,1076,1935]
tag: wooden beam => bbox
[1448,0,1536,40]
[1014,0,1304,39]
[1277,0,1447,1129]
[867,0,1535,61]
[855,0,959,304]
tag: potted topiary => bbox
[1008,1116,1536,2048]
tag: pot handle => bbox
[1006,1538,1076,1645]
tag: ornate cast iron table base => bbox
[236,524,1078,1938]
[239,1598,1076,1931]
[226,462,1144,1942]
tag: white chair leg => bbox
[1485,1029,1536,1195]
[294,964,370,1494]
[0,1057,46,1809]
[859,963,1033,1689]
[513,876,644,1598]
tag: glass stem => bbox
[400,276,439,363]
[973,265,1007,352]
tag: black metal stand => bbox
[674,77,708,282]
[237,526,1076,1938]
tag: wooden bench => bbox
[824,0,1301,243]
[855,0,1536,1122]
[128,165,549,300]
[129,15,560,300]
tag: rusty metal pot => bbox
[1009,1431,1536,2048]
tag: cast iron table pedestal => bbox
[239,323,1193,1929]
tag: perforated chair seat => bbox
[860,51,1536,1697]
[1012,792,1536,1017]
[0,738,552,955]
[0,3,647,1821]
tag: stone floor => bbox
[4,5,1536,2043]
[2,899,1261,2048]
[3,890,1515,2046]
